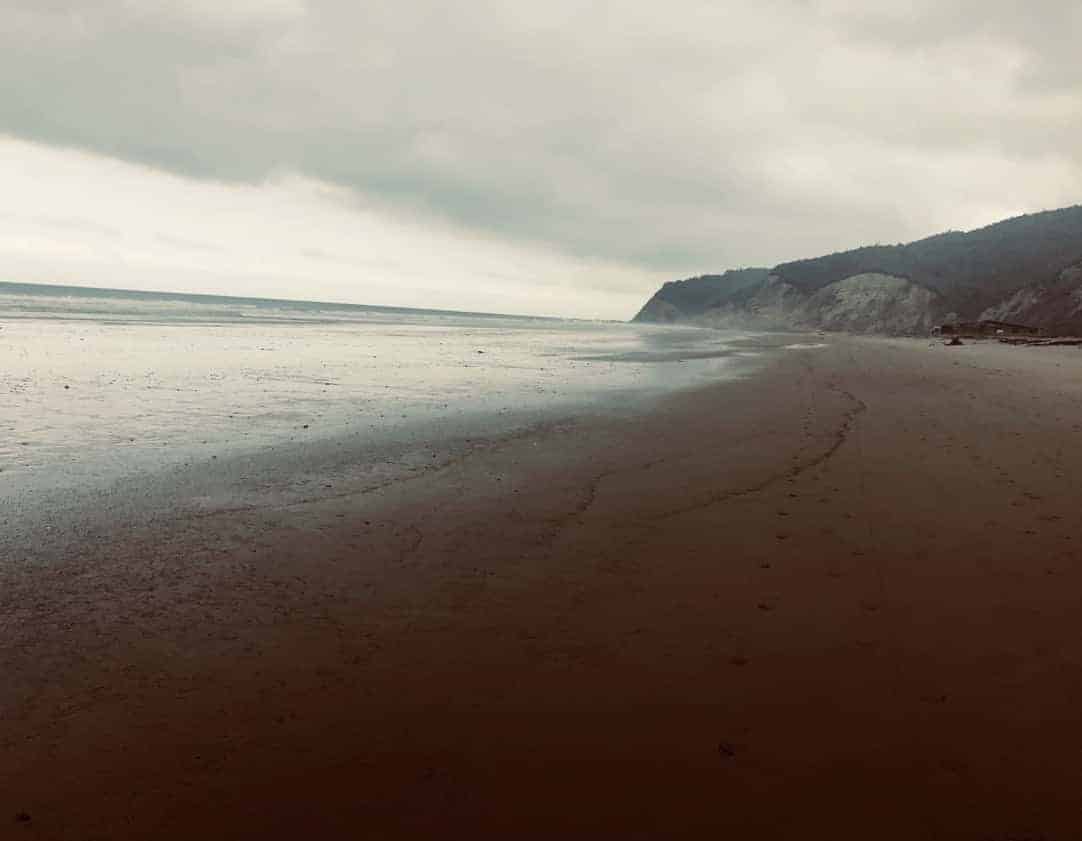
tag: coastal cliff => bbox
[634,205,1082,335]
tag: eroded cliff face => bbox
[804,274,940,334]
[979,263,1082,335]
[648,273,941,335]
[633,205,1082,335]
[634,298,682,323]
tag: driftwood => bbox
[998,336,1082,347]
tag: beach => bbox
[5,334,1082,839]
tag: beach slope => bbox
[4,337,1082,839]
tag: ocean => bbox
[1,281,766,521]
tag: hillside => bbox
[634,205,1082,334]
[632,269,770,323]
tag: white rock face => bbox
[980,286,1045,322]
[694,273,938,334]
[978,262,1082,328]
[805,273,939,334]
[1060,266,1082,318]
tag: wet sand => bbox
[4,337,1082,839]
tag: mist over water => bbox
[1,283,766,503]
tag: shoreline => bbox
[0,314,771,517]
[2,341,773,564]
[5,336,1082,839]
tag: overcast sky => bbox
[2,0,1080,318]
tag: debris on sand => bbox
[945,337,963,346]
[999,336,1082,347]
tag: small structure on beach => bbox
[937,319,1042,338]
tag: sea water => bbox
[0,282,765,509]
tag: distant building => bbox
[937,319,1042,338]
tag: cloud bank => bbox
[1,0,1080,315]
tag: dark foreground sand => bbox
[4,337,1082,840]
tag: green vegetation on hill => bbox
[633,269,769,322]
[773,205,1082,315]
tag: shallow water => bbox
[1,283,767,503]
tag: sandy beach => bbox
[4,336,1082,840]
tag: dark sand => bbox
[4,337,1082,839]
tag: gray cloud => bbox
[2,0,1080,279]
